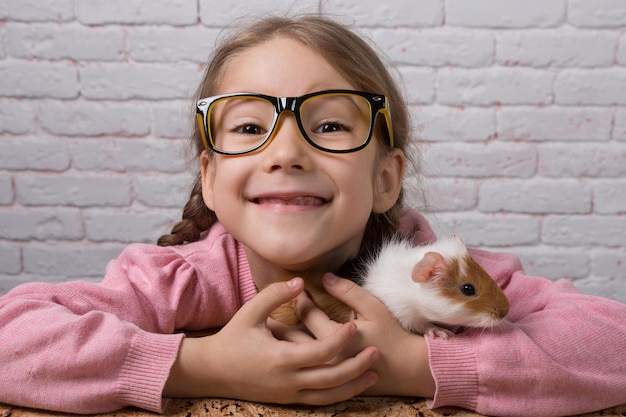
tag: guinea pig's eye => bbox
[460,283,477,297]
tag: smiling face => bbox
[200,36,404,285]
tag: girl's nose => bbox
[261,114,311,172]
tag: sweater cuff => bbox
[426,334,479,411]
[117,331,185,413]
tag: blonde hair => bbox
[158,15,417,256]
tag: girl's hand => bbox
[164,277,380,405]
[297,274,436,398]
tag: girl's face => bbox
[201,36,403,280]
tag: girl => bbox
[1,15,625,417]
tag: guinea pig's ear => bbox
[412,251,446,283]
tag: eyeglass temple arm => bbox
[196,111,211,150]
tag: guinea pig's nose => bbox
[494,304,509,319]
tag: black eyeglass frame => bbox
[195,89,394,156]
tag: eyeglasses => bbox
[196,89,394,155]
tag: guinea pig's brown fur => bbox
[270,280,353,325]
[436,253,510,323]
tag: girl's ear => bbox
[372,148,405,213]
[200,150,217,211]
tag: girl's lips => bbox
[252,196,328,206]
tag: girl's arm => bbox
[0,241,381,413]
[427,249,626,417]
[314,251,626,417]
[0,244,210,414]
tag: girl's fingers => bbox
[297,370,378,405]
[322,273,384,319]
[295,291,342,339]
[267,318,315,343]
[282,321,358,368]
[236,278,304,326]
[295,346,380,404]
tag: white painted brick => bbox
[0,27,5,59]
[431,212,540,246]
[373,28,493,67]
[0,242,21,274]
[539,143,626,177]
[321,0,443,27]
[497,29,616,68]
[6,23,125,61]
[555,68,626,105]
[0,207,83,240]
[40,100,150,137]
[575,275,626,303]
[498,106,612,141]
[84,208,179,243]
[422,142,537,178]
[23,243,125,278]
[200,0,319,26]
[0,99,36,134]
[398,68,435,104]
[479,179,592,214]
[508,246,590,280]
[0,60,78,98]
[411,105,496,141]
[0,276,25,295]
[612,108,626,140]
[618,35,626,66]
[421,178,478,211]
[593,180,626,214]
[569,0,626,28]
[134,173,192,208]
[0,0,73,22]
[591,249,626,290]
[437,68,553,105]
[542,216,626,246]
[0,172,14,205]
[79,63,202,100]
[0,136,69,171]
[446,0,565,28]
[152,101,193,139]
[16,173,132,207]
[72,138,186,173]
[129,27,220,63]
[75,0,197,25]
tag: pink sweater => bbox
[0,209,624,416]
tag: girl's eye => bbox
[320,123,341,133]
[236,124,265,135]
[314,121,349,134]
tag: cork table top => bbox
[1,397,625,417]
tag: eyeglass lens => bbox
[207,93,373,154]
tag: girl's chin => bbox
[252,249,345,275]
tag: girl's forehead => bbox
[217,36,357,96]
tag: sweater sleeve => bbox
[426,249,626,417]
[0,226,255,414]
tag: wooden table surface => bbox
[1,397,625,417]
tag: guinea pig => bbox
[361,235,510,338]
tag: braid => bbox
[157,174,217,246]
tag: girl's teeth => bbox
[258,197,325,205]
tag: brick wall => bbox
[0,0,625,302]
